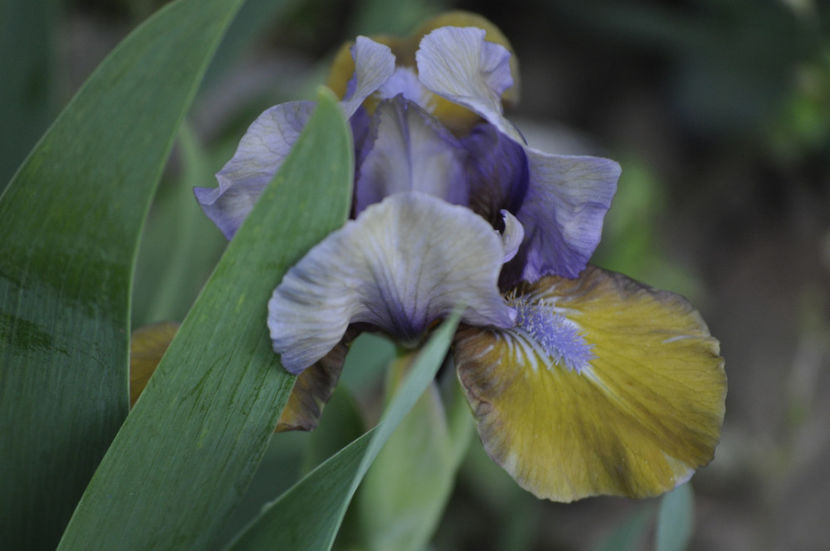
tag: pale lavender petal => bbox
[354,96,468,214]
[416,27,521,141]
[462,122,528,225]
[268,193,516,374]
[195,101,314,239]
[500,210,524,263]
[514,149,620,280]
[377,67,435,111]
[341,36,396,118]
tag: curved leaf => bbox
[0,0,248,549]
[56,87,353,551]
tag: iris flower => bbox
[195,13,726,502]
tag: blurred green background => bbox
[3,0,828,549]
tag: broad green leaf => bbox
[590,506,653,551]
[226,313,461,551]
[356,363,472,551]
[56,87,353,551]
[0,0,248,549]
[655,483,694,551]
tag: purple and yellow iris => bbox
[196,13,726,502]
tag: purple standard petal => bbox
[512,149,621,280]
[354,96,468,215]
[416,26,521,141]
[268,192,516,374]
[462,122,528,226]
[341,36,396,118]
[377,67,435,111]
[350,106,373,177]
[194,101,314,239]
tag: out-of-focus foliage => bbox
[767,48,830,162]
[0,0,59,189]
[655,484,694,551]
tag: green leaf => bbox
[591,506,653,551]
[356,364,472,551]
[226,313,462,551]
[0,0,248,549]
[56,87,353,551]
[442,364,475,465]
[655,483,694,551]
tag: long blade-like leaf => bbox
[227,313,461,551]
[56,86,353,551]
[0,1,248,549]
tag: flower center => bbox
[509,294,594,373]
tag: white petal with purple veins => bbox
[416,27,520,141]
[341,36,396,118]
[516,148,620,280]
[194,101,314,239]
[268,193,516,374]
[377,67,435,111]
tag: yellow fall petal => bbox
[453,266,726,502]
[129,322,179,407]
